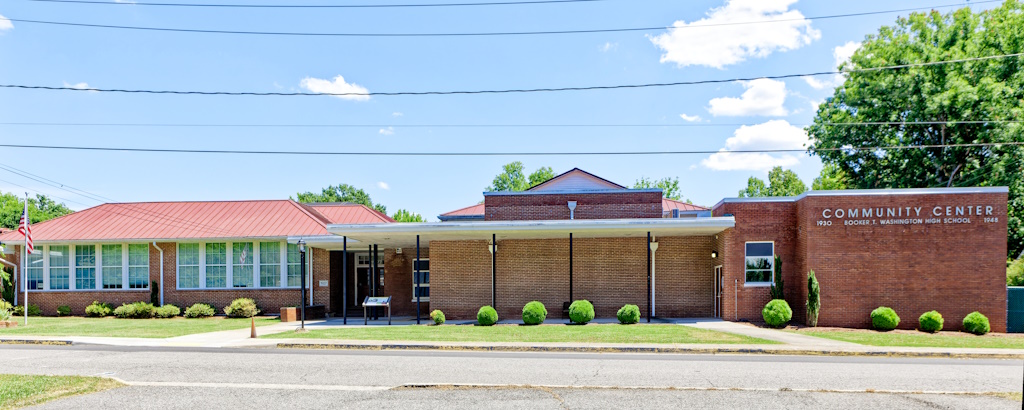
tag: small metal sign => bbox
[362,296,392,325]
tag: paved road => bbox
[3,345,1022,409]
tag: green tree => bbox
[391,209,425,223]
[806,2,1024,258]
[812,163,848,191]
[294,184,387,214]
[634,177,691,202]
[738,167,807,197]
[486,162,555,192]
[0,192,74,230]
[1009,259,1024,286]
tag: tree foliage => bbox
[0,192,74,230]
[806,270,820,327]
[391,209,425,223]
[634,177,691,202]
[295,184,387,214]
[486,162,555,192]
[812,163,849,191]
[738,167,808,197]
[806,2,1024,257]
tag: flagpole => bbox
[23,192,28,326]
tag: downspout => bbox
[152,242,164,306]
[649,238,658,318]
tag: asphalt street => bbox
[3,345,1022,409]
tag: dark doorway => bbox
[329,250,358,316]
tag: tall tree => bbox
[634,177,690,202]
[738,167,807,198]
[0,192,74,230]
[812,163,848,191]
[806,2,1024,257]
[294,184,387,214]
[391,209,425,223]
[486,162,554,192]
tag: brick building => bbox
[0,168,1009,331]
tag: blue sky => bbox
[0,0,998,221]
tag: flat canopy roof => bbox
[326,217,735,248]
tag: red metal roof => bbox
[0,200,390,242]
[439,203,485,217]
[662,198,710,212]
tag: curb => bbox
[274,342,1024,359]
[0,339,73,346]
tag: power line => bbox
[3,53,1021,97]
[0,141,1018,156]
[0,120,1020,128]
[1,1,1002,37]
[26,0,613,8]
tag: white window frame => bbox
[744,241,775,287]
[412,258,429,302]
[22,243,150,291]
[176,240,297,290]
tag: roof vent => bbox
[567,201,578,220]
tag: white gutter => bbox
[153,242,164,306]
[328,217,736,235]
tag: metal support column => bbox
[299,240,307,329]
[569,233,573,302]
[646,231,652,323]
[415,235,421,324]
[342,237,347,325]
[373,244,379,320]
[491,233,496,309]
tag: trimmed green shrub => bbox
[13,304,41,317]
[918,310,943,333]
[113,302,155,319]
[617,304,640,324]
[870,306,900,331]
[522,301,547,325]
[0,299,13,312]
[762,299,792,328]
[568,300,595,325]
[223,298,260,318]
[477,305,498,326]
[962,311,990,335]
[56,305,71,317]
[806,270,820,327]
[184,303,215,318]
[154,304,180,319]
[430,309,445,325]
[85,301,113,317]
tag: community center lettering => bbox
[816,205,998,227]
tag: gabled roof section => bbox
[438,203,485,221]
[526,168,627,192]
[662,198,710,213]
[0,200,391,243]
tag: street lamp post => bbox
[298,239,307,331]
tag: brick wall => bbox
[430,240,492,319]
[485,192,662,221]
[381,248,430,317]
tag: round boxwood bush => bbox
[568,300,595,325]
[761,299,792,328]
[616,304,640,324]
[430,309,445,325]
[223,298,260,318]
[870,306,900,331]
[113,302,155,319]
[962,311,990,335]
[184,303,215,318]
[56,305,72,317]
[477,305,498,326]
[154,304,181,319]
[85,301,113,317]
[918,310,943,333]
[522,301,547,325]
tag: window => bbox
[75,245,96,290]
[205,243,227,288]
[259,242,281,287]
[128,244,149,289]
[232,242,254,288]
[49,245,70,290]
[286,243,302,287]
[25,250,43,290]
[413,259,430,301]
[101,244,123,289]
[178,243,200,289]
[744,242,774,284]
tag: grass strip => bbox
[0,316,279,338]
[0,374,121,409]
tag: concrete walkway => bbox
[671,319,862,347]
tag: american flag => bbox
[18,199,33,254]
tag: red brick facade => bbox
[485,191,662,221]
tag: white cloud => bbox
[701,120,809,171]
[63,82,97,92]
[679,113,702,122]
[299,75,370,101]
[648,0,820,69]
[377,182,390,190]
[0,14,13,31]
[600,42,618,52]
[391,112,403,117]
[707,79,788,117]
[803,41,861,89]
[378,127,394,136]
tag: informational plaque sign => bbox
[362,296,392,325]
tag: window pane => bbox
[414,271,429,284]
[745,257,772,271]
[75,245,97,289]
[206,243,226,265]
[745,270,772,283]
[286,243,301,287]
[49,245,69,266]
[128,267,148,289]
[128,244,149,266]
[260,242,280,264]
[178,265,199,289]
[178,243,199,265]
[260,265,280,287]
[26,251,43,290]
[231,242,254,288]
[413,259,430,271]
[49,246,70,289]
[745,242,773,257]
[101,244,123,288]
[206,265,226,288]
[126,244,149,289]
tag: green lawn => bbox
[264,323,776,344]
[792,329,1024,349]
[0,316,279,338]
[0,374,121,409]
